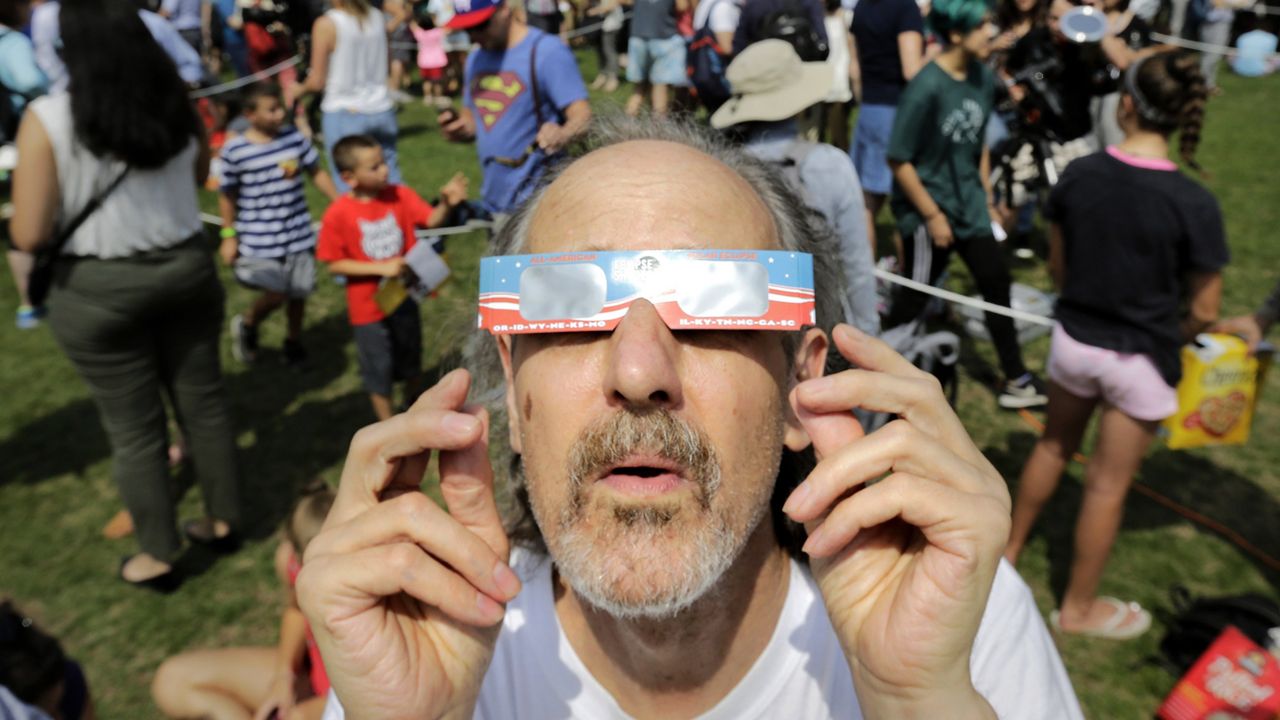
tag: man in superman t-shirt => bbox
[440,0,591,216]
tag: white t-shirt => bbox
[323,551,1083,719]
[29,93,203,259]
[692,0,742,34]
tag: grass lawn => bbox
[1,49,1277,718]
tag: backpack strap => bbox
[530,32,545,128]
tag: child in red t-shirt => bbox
[317,135,468,420]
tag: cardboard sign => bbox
[1158,626,1280,720]
[373,242,452,317]
[1163,335,1273,450]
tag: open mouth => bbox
[596,456,690,496]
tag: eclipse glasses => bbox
[478,250,816,335]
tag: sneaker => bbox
[15,305,41,329]
[283,339,307,368]
[999,372,1048,409]
[230,314,258,364]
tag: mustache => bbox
[566,409,722,511]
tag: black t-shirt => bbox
[850,0,924,106]
[1046,151,1230,386]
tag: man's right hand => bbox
[382,257,409,278]
[438,108,476,143]
[296,370,521,719]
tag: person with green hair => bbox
[883,0,1050,410]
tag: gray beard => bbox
[544,492,768,620]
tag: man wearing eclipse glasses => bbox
[301,116,1084,719]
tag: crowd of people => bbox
[1,0,1277,715]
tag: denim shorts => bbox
[321,109,402,193]
[233,251,316,299]
[626,35,689,87]
[851,103,896,195]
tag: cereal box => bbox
[1157,626,1280,720]
[1163,335,1273,450]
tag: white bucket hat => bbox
[709,39,833,129]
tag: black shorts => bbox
[352,301,422,397]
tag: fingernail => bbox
[445,413,479,435]
[801,375,836,397]
[802,526,826,555]
[836,324,863,342]
[493,561,522,599]
[477,592,505,624]
[782,481,812,516]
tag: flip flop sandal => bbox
[1049,596,1152,640]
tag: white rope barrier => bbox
[195,12,631,99]
[874,268,1056,327]
[198,212,1052,323]
[387,10,633,51]
[1151,30,1280,59]
[190,55,302,99]
[199,212,493,238]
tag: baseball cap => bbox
[709,40,831,130]
[445,0,503,29]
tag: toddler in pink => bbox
[411,17,448,106]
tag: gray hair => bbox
[464,113,847,557]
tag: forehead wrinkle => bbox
[527,140,779,253]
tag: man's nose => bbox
[602,299,683,409]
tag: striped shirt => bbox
[218,128,320,258]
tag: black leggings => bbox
[885,227,1028,380]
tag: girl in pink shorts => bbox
[1004,50,1229,641]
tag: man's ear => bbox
[496,335,523,454]
[783,327,829,452]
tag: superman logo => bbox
[472,72,526,130]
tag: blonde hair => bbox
[335,0,375,22]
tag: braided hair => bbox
[1129,50,1211,173]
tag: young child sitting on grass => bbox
[316,134,469,421]
[151,485,337,720]
[218,82,338,367]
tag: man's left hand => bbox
[536,122,571,155]
[785,324,1009,718]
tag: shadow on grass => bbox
[398,123,434,140]
[0,310,371,547]
[986,432,1280,595]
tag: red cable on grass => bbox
[1015,409,1280,574]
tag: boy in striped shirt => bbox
[218,82,338,366]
